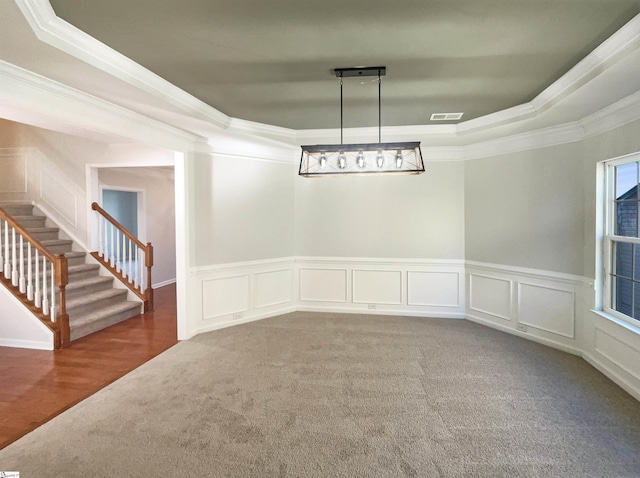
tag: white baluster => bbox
[140,249,145,291]
[128,238,133,283]
[50,263,56,322]
[116,228,121,273]
[110,223,115,267]
[19,235,25,293]
[34,249,41,308]
[98,215,104,259]
[0,220,4,275]
[42,258,49,316]
[11,227,18,286]
[27,243,33,300]
[134,247,140,289]
[122,232,126,276]
[3,220,9,279]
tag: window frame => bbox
[603,153,640,325]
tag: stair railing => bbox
[0,206,70,348]
[91,202,153,312]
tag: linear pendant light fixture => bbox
[299,66,424,177]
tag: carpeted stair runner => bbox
[1,202,141,341]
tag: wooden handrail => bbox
[0,206,64,265]
[0,206,70,349]
[91,202,154,312]
[92,202,146,251]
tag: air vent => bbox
[430,112,464,121]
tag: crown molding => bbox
[531,13,640,115]
[15,0,231,130]
[580,90,640,138]
[15,2,640,146]
[462,123,585,160]
[0,59,200,150]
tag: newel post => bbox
[55,253,70,348]
[145,242,154,312]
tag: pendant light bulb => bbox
[338,151,347,169]
[319,152,327,168]
[376,149,384,168]
[357,151,365,168]
[395,150,403,168]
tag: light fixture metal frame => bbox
[299,66,424,178]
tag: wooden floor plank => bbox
[0,283,177,450]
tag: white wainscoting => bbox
[0,148,28,196]
[466,261,590,354]
[297,258,465,318]
[191,258,296,335]
[583,309,640,402]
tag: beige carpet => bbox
[2,312,640,477]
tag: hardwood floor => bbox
[0,283,178,450]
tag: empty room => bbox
[2,0,640,476]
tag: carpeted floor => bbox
[2,312,640,477]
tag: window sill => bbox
[591,309,640,336]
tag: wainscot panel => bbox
[0,148,28,194]
[299,268,348,303]
[352,269,402,305]
[296,258,465,318]
[518,282,575,338]
[466,261,589,354]
[192,258,296,334]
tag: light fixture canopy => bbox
[299,66,425,178]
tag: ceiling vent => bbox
[430,112,464,121]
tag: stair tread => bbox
[65,275,113,290]
[69,301,141,327]
[69,263,99,272]
[24,227,59,233]
[66,288,128,309]
[40,239,73,246]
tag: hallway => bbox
[0,284,178,449]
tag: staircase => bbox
[0,202,142,342]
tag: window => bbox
[604,156,640,322]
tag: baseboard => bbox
[582,351,640,402]
[297,305,465,319]
[153,278,176,289]
[0,337,53,350]
[466,313,582,356]
[193,306,297,336]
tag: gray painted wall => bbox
[464,142,585,276]
[191,153,295,266]
[294,161,465,259]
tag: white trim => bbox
[33,201,88,251]
[468,273,513,322]
[0,337,53,350]
[14,1,640,154]
[466,313,581,356]
[296,256,465,266]
[191,306,297,338]
[298,305,465,319]
[582,351,640,402]
[14,0,230,131]
[153,278,176,289]
[581,90,640,137]
[465,260,593,286]
[99,185,147,243]
[191,256,296,275]
[516,281,576,339]
[0,59,199,150]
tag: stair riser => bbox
[26,231,60,241]
[70,305,141,341]
[8,218,47,228]
[67,292,129,318]
[0,206,34,216]
[66,281,114,300]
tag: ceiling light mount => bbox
[299,66,424,178]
